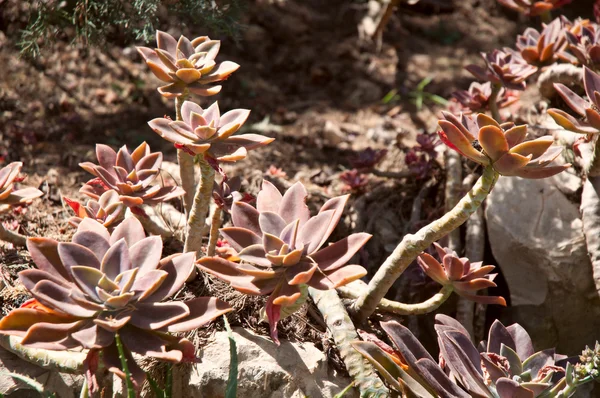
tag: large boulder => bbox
[171,327,356,398]
[485,172,600,355]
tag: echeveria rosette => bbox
[197,180,369,343]
[438,112,570,179]
[466,49,538,91]
[212,176,246,212]
[548,66,600,135]
[516,17,565,65]
[559,22,600,68]
[148,101,274,162]
[0,217,232,387]
[0,162,43,212]
[79,142,184,207]
[64,190,126,229]
[497,0,573,16]
[417,243,506,306]
[452,82,519,114]
[137,30,239,98]
[435,314,568,397]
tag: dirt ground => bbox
[0,0,597,383]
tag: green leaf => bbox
[115,333,136,398]
[224,316,238,398]
[333,382,355,398]
[147,375,166,398]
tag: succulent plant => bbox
[137,30,239,98]
[354,315,571,397]
[417,242,506,305]
[0,162,43,212]
[548,66,600,134]
[212,176,243,212]
[452,82,519,114]
[148,101,274,162]
[64,190,126,228]
[574,342,600,382]
[466,49,538,90]
[436,314,568,397]
[558,21,600,68]
[516,17,565,65]
[497,0,573,17]
[339,169,369,193]
[438,112,569,179]
[348,147,388,170]
[79,142,184,207]
[0,217,232,386]
[197,180,369,342]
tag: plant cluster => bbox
[2,2,600,397]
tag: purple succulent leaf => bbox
[72,222,111,260]
[231,201,262,236]
[298,210,335,254]
[256,180,283,213]
[146,252,196,301]
[31,280,98,317]
[285,262,318,285]
[381,321,437,364]
[18,269,72,294]
[317,195,350,250]
[132,270,168,301]
[58,242,101,271]
[196,257,278,295]
[2,187,44,204]
[69,266,105,302]
[237,244,270,267]
[27,238,71,282]
[553,83,587,116]
[481,353,509,383]
[506,323,535,361]
[584,66,600,108]
[20,321,85,350]
[129,301,190,330]
[0,308,79,336]
[487,320,516,355]
[280,220,300,248]
[495,377,534,398]
[129,236,163,276]
[522,349,555,377]
[71,321,115,349]
[101,239,130,281]
[220,227,262,252]
[259,211,288,237]
[415,358,471,398]
[136,152,163,172]
[278,182,310,225]
[110,217,146,247]
[96,144,118,172]
[307,264,367,289]
[435,314,471,337]
[310,233,371,272]
[166,297,232,333]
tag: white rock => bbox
[171,327,356,398]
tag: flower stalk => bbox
[175,92,196,216]
[183,154,215,254]
[351,165,499,320]
[207,206,222,257]
[308,287,390,397]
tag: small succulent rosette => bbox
[438,112,569,179]
[137,30,239,98]
[516,17,565,65]
[148,101,274,163]
[0,162,43,212]
[79,142,184,207]
[64,190,126,229]
[0,217,231,386]
[452,82,519,114]
[559,20,600,68]
[466,49,538,90]
[198,181,369,343]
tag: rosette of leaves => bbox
[558,22,600,68]
[0,162,43,212]
[417,242,506,305]
[452,82,519,113]
[549,66,600,134]
[497,0,573,17]
[197,180,370,342]
[212,176,253,212]
[0,217,232,386]
[137,30,239,98]
[79,142,184,207]
[438,112,569,178]
[339,169,369,194]
[436,315,569,397]
[353,315,570,397]
[64,190,126,228]
[148,101,274,162]
[516,18,564,65]
[466,49,538,90]
[348,147,388,170]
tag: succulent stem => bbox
[207,206,222,257]
[0,222,27,246]
[351,165,499,321]
[130,206,173,238]
[338,283,454,315]
[0,334,86,373]
[580,136,600,304]
[489,83,502,121]
[175,92,196,216]
[183,154,215,255]
[308,287,390,398]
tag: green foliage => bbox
[19,0,244,58]
[115,334,136,398]
[148,366,173,398]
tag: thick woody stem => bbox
[131,206,173,238]
[489,83,502,122]
[338,283,454,315]
[0,334,86,373]
[308,288,390,398]
[207,207,222,257]
[175,93,195,216]
[580,137,600,301]
[0,222,27,246]
[351,165,499,321]
[183,154,215,255]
